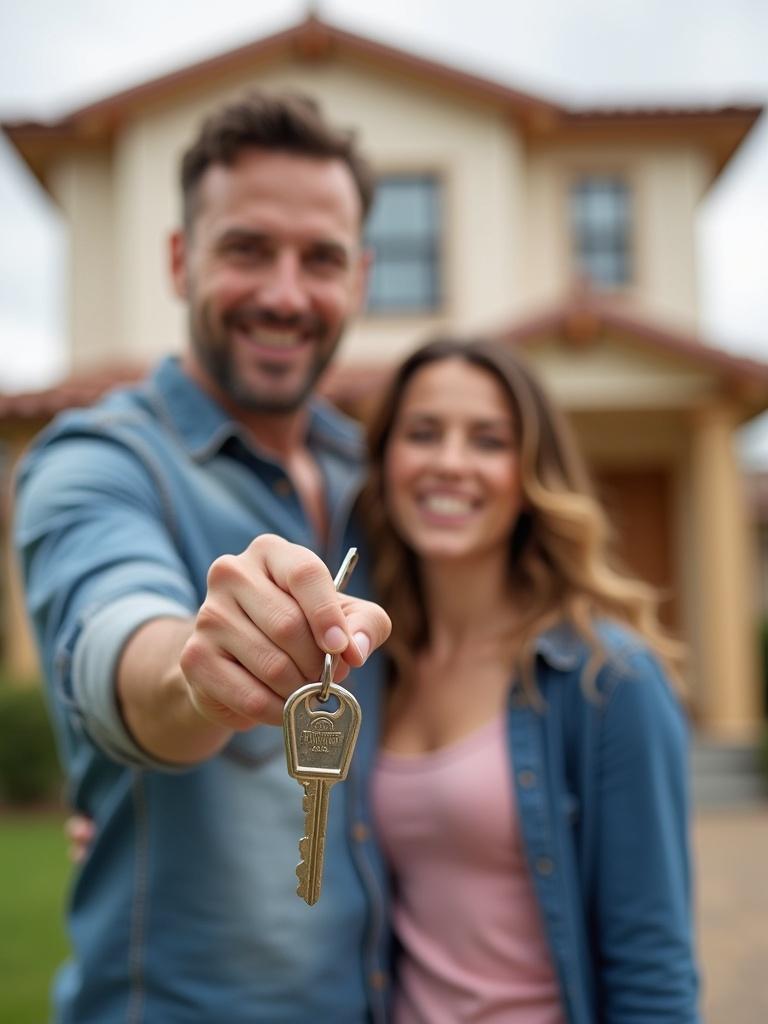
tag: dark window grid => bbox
[571,178,628,201]
[366,253,441,310]
[570,179,632,287]
[575,250,631,287]
[575,230,631,256]
[365,177,442,312]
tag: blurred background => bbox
[1,1,767,1020]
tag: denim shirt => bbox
[15,357,390,1024]
[351,623,700,1024]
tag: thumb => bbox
[339,597,392,667]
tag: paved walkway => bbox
[694,807,768,1021]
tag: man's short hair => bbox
[180,90,375,230]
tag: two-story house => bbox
[1,12,765,740]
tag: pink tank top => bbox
[371,714,565,1024]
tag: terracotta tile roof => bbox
[0,361,391,426]
[498,291,768,394]
[0,14,558,138]
[2,13,761,189]
[3,296,767,428]
[0,365,147,422]
[562,104,761,122]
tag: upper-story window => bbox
[364,175,441,313]
[569,175,632,288]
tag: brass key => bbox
[282,547,362,906]
[283,673,361,905]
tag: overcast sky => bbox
[1,0,767,452]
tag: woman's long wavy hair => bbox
[358,336,684,700]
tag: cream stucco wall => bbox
[56,59,715,373]
[61,56,527,371]
[522,142,712,329]
[48,146,116,368]
[525,336,720,410]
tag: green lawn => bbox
[0,812,72,1023]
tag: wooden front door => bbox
[594,467,677,629]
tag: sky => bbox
[1,0,767,452]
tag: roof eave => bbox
[1,14,762,196]
[496,295,768,417]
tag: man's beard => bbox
[189,306,343,414]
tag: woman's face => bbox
[383,358,523,565]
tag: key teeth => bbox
[296,857,308,889]
[295,856,318,905]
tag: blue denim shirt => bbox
[15,357,390,1024]
[15,357,698,1023]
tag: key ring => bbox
[317,547,358,703]
[318,652,335,703]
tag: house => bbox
[1,12,765,740]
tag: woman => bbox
[359,336,699,1023]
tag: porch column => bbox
[2,434,41,682]
[688,402,762,740]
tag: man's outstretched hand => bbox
[179,535,392,731]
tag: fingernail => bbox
[353,632,370,662]
[323,626,347,652]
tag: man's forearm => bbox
[117,617,233,765]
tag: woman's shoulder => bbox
[535,617,649,673]
[536,617,677,705]
[535,619,688,754]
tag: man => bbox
[15,92,391,1023]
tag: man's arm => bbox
[16,432,390,771]
[117,617,228,764]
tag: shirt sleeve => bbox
[14,431,198,770]
[593,648,701,1022]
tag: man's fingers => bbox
[256,537,353,654]
[198,579,320,691]
[181,638,286,728]
[338,597,392,668]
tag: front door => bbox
[594,467,677,630]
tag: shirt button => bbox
[536,856,555,877]
[518,770,537,788]
[273,477,292,497]
[369,970,388,991]
[352,822,369,843]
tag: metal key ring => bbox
[316,547,358,703]
[318,652,335,703]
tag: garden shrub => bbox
[0,681,61,805]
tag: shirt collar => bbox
[533,622,583,671]
[148,356,363,464]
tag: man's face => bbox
[172,149,369,414]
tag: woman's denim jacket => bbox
[352,620,700,1023]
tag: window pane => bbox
[368,259,437,310]
[365,176,441,312]
[569,176,631,288]
[367,181,438,240]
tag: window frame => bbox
[564,166,640,294]
[362,170,447,318]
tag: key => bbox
[282,547,362,905]
[283,674,362,905]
